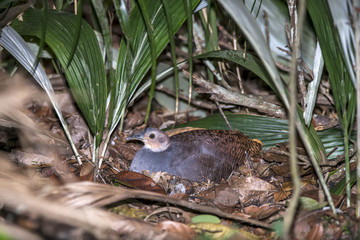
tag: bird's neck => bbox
[146,141,171,152]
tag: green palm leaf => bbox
[307,0,356,206]
[107,0,201,136]
[12,8,107,147]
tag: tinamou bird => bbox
[127,128,262,183]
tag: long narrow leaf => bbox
[183,0,194,103]
[66,0,83,69]
[161,0,180,117]
[113,0,132,49]
[137,0,158,123]
[303,41,324,126]
[327,0,357,87]
[90,0,114,91]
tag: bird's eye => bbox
[149,133,156,139]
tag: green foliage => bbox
[161,0,180,115]
[307,0,356,137]
[12,9,107,147]
[109,0,200,135]
[137,0,158,123]
[307,0,356,206]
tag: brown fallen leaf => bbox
[213,187,240,207]
[244,205,281,220]
[228,175,277,206]
[79,161,95,181]
[306,222,324,240]
[114,171,166,195]
[263,151,289,163]
[274,190,290,202]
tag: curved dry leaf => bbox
[263,151,289,163]
[274,190,291,202]
[79,161,95,180]
[271,164,291,177]
[244,205,281,220]
[169,193,189,200]
[114,171,166,195]
[306,223,324,240]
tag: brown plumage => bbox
[127,128,262,183]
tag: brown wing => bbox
[170,129,259,166]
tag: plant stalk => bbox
[354,0,360,218]
[283,0,305,238]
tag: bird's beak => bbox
[126,133,144,142]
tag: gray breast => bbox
[129,142,227,182]
[130,146,174,174]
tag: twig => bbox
[283,0,304,238]
[297,57,306,108]
[214,100,233,130]
[203,60,231,89]
[319,78,335,105]
[233,31,244,94]
[286,0,307,109]
[263,10,270,48]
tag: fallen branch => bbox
[184,71,287,118]
[155,84,235,110]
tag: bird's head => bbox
[126,128,171,152]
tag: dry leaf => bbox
[244,205,280,220]
[228,175,277,205]
[306,223,324,240]
[114,171,166,195]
